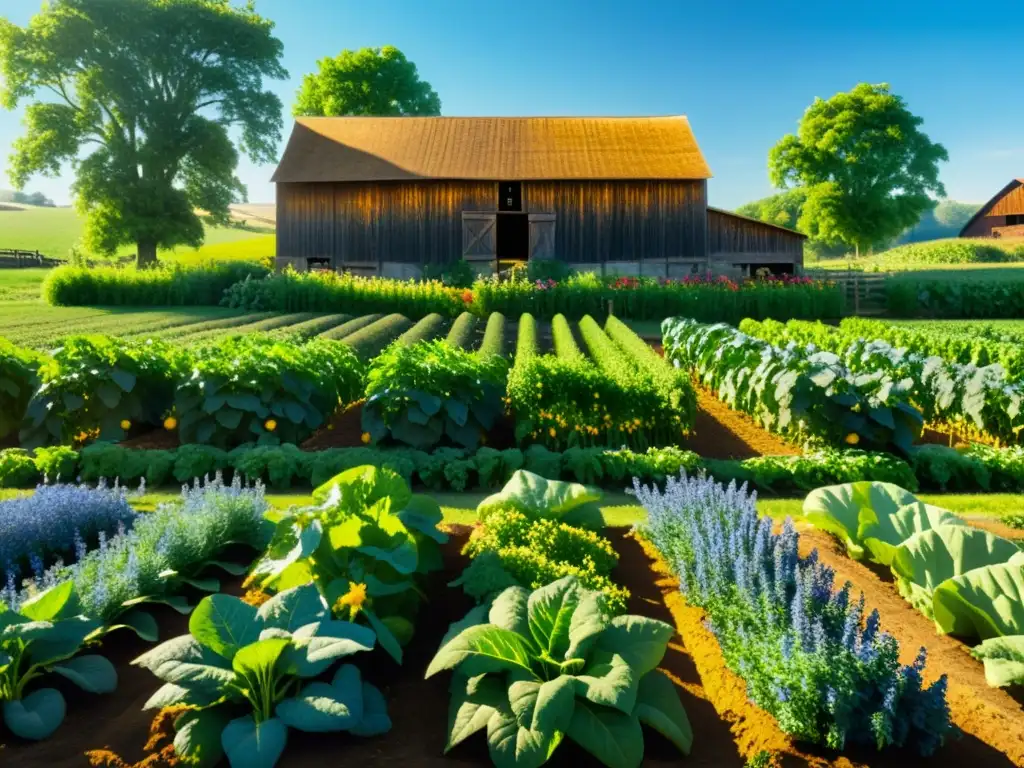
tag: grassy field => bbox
[0,205,273,263]
[806,236,1024,276]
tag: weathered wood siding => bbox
[961,182,1024,237]
[277,179,708,265]
[524,180,707,263]
[707,209,804,266]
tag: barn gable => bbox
[960,179,1024,238]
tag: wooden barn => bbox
[960,179,1024,238]
[271,116,805,277]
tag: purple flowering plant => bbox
[633,472,953,755]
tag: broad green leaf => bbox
[438,604,490,652]
[108,609,160,642]
[970,635,1024,688]
[567,700,644,768]
[3,688,67,741]
[633,669,693,755]
[143,682,221,710]
[356,539,419,575]
[288,619,375,675]
[933,563,1024,640]
[365,609,403,665]
[22,616,100,665]
[509,675,575,735]
[488,586,531,638]
[527,577,580,658]
[312,464,412,512]
[221,715,287,768]
[425,624,537,679]
[19,581,77,622]
[565,591,609,661]
[858,502,965,566]
[132,635,234,688]
[486,704,552,768]
[892,525,1021,596]
[51,655,118,693]
[256,583,326,632]
[179,576,221,592]
[803,481,920,560]
[189,594,261,661]
[573,650,638,713]
[204,560,249,576]
[174,708,229,767]
[350,681,392,737]
[256,520,323,587]
[232,637,290,682]
[277,667,363,733]
[596,616,673,678]
[478,470,603,524]
[446,673,506,752]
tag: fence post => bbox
[607,299,614,318]
[853,273,860,315]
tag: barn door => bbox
[462,212,497,260]
[528,213,556,260]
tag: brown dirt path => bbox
[793,524,1024,767]
[681,387,801,460]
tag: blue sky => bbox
[0,0,1020,209]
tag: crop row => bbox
[850,318,1024,372]
[662,317,925,454]
[741,318,1024,446]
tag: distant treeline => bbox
[0,189,55,207]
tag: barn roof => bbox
[271,116,712,183]
[708,206,808,239]
[959,178,1024,236]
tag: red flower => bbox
[461,289,474,304]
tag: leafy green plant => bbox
[477,312,507,358]
[0,338,39,441]
[133,583,388,767]
[0,449,38,488]
[426,576,692,767]
[249,465,447,664]
[21,335,185,448]
[446,311,478,349]
[362,339,508,450]
[933,563,1024,640]
[971,636,1024,688]
[478,470,604,530]
[176,335,363,448]
[342,313,413,359]
[396,313,446,346]
[1,582,117,741]
[422,259,476,289]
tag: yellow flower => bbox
[163,417,178,431]
[120,419,132,431]
[361,432,372,444]
[593,393,600,399]
[333,582,368,620]
[845,432,860,446]
[265,419,278,432]
[548,427,557,438]
[633,418,641,426]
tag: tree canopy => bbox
[294,45,441,117]
[0,0,287,266]
[768,83,948,256]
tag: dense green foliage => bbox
[477,312,506,358]
[445,311,477,349]
[362,339,508,450]
[0,339,39,440]
[43,262,270,306]
[875,239,1024,268]
[0,0,286,266]
[886,274,1024,319]
[318,313,383,340]
[222,270,466,317]
[250,465,447,664]
[395,313,446,346]
[341,314,413,359]
[473,271,843,322]
[293,45,441,117]
[22,336,185,448]
[428,577,693,766]
[663,318,924,454]
[177,335,363,448]
[769,83,947,255]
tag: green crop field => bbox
[0,205,273,263]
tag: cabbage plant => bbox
[971,635,1024,688]
[477,470,604,530]
[426,576,692,768]
[249,465,447,664]
[1,581,117,740]
[133,583,388,768]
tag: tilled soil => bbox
[681,387,801,460]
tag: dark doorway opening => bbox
[747,262,795,276]
[499,181,522,212]
[497,213,529,262]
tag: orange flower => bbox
[163,417,178,431]
[264,419,278,432]
[361,432,372,444]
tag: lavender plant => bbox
[633,472,953,755]
[0,481,137,576]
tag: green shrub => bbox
[33,446,79,483]
[886,276,1024,318]
[221,269,466,317]
[43,261,269,306]
[476,312,506,358]
[396,313,446,346]
[175,335,363,448]
[876,239,1024,268]
[422,259,475,288]
[444,311,477,349]
[21,336,185,448]
[318,313,383,340]
[0,448,39,488]
[362,340,508,450]
[0,338,40,441]
[342,313,413,359]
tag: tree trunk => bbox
[137,240,158,269]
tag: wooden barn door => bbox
[528,213,556,260]
[462,213,497,261]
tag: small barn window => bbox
[499,182,522,212]
[1008,214,1022,226]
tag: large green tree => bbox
[294,45,441,117]
[768,83,948,257]
[0,0,287,267]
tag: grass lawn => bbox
[808,262,1024,280]
[0,268,50,301]
[0,206,272,264]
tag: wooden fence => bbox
[827,270,891,316]
[0,249,61,268]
